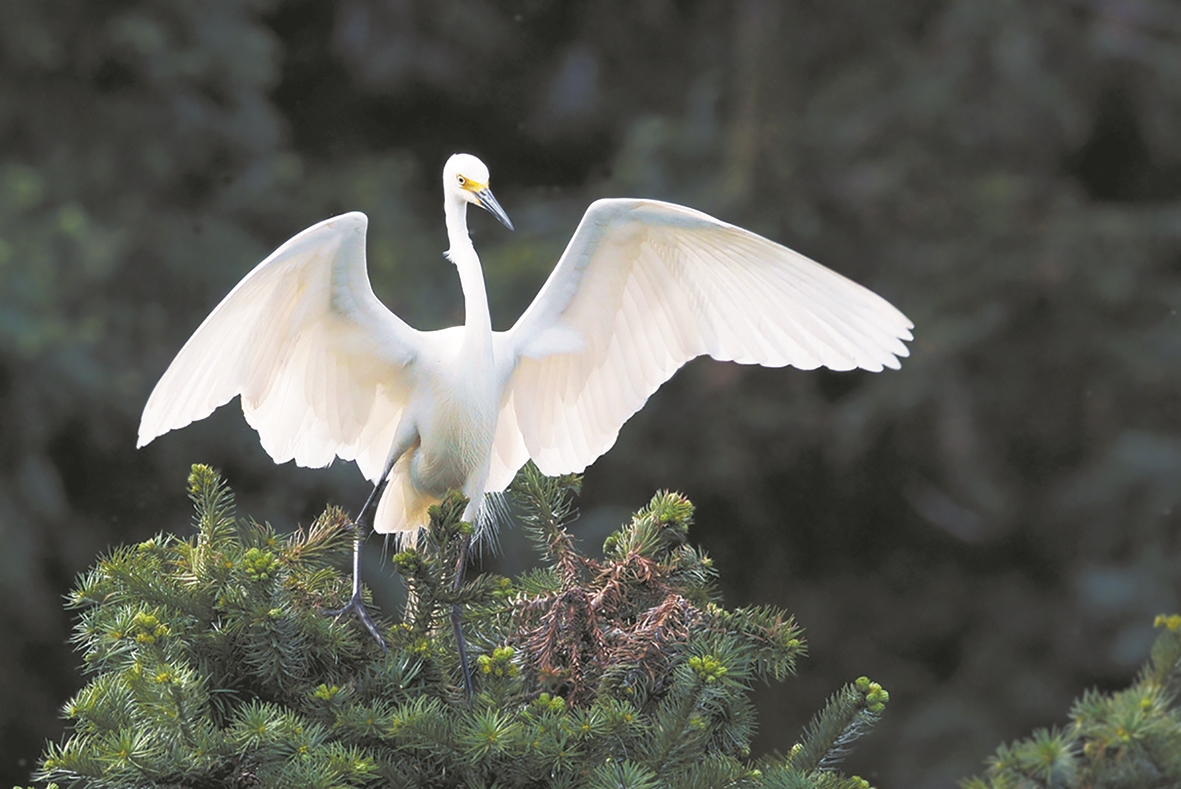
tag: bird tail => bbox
[371,467,508,556]
[373,455,436,539]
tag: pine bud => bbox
[477,646,519,678]
[688,654,729,684]
[242,547,277,581]
[1154,613,1181,631]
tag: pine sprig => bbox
[786,677,889,775]
[32,464,888,789]
[509,462,585,582]
[707,604,806,684]
[188,462,238,553]
[1144,613,1181,693]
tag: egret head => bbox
[444,153,514,230]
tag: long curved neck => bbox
[444,197,492,355]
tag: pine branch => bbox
[509,462,585,583]
[788,677,889,774]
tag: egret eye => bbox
[457,175,466,186]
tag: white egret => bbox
[138,152,912,672]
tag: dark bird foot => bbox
[324,592,388,653]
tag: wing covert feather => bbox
[137,212,421,482]
[505,198,913,476]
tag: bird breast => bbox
[406,345,503,497]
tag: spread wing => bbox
[138,212,422,483]
[491,197,913,479]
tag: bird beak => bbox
[474,187,514,231]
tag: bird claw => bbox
[324,593,388,654]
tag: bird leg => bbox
[451,533,474,700]
[325,429,418,649]
[323,476,390,652]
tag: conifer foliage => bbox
[34,464,888,789]
[963,614,1181,789]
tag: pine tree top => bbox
[31,464,888,789]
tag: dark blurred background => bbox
[2,0,1180,786]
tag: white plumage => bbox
[139,153,913,539]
